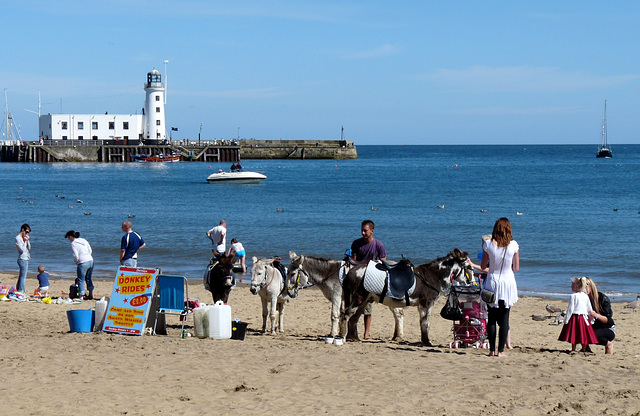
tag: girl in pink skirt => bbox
[558,276,599,352]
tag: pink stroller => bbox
[449,281,489,349]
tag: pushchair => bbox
[448,274,489,349]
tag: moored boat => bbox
[133,153,180,162]
[206,170,267,183]
[596,100,612,158]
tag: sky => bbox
[2,1,639,145]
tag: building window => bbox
[157,133,161,138]
[92,121,98,129]
[155,95,160,101]
[61,121,68,130]
[109,121,115,130]
[92,136,98,140]
[78,136,83,140]
[156,120,161,126]
[78,122,84,130]
[62,136,68,140]
[156,107,160,113]
[124,136,129,141]
[123,122,129,130]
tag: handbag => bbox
[440,290,464,321]
[481,289,495,304]
[481,245,506,304]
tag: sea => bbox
[1,144,638,301]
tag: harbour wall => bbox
[0,140,240,163]
[241,139,357,159]
[0,139,356,162]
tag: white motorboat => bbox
[206,170,267,183]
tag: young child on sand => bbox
[558,276,599,352]
[227,238,246,273]
[36,265,50,297]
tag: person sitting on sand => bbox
[585,277,615,354]
[36,265,50,297]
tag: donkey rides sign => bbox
[103,266,158,335]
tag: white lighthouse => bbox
[143,68,166,142]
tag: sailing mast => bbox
[3,89,22,143]
[601,100,607,148]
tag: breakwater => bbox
[0,139,357,162]
[241,139,357,159]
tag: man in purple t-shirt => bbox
[350,219,386,339]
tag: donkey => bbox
[250,256,289,334]
[203,252,236,303]
[341,248,472,346]
[286,251,346,338]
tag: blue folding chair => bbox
[153,274,190,336]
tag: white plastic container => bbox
[208,301,231,339]
[94,298,109,332]
[193,305,210,338]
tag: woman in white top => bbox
[480,218,519,357]
[65,230,95,300]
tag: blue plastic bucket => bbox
[67,309,95,333]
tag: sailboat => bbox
[596,100,612,158]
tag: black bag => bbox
[481,289,496,304]
[440,290,464,321]
[69,284,79,299]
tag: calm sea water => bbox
[1,145,638,300]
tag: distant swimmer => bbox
[437,205,445,209]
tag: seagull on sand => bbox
[546,304,563,315]
[624,296,640,311]
[553,312,566,325]
[531,314,548,321]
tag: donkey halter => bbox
[253,264,276,290]
[450,260,473,283]
[286,263,308,291]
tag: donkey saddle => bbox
[363,258,416,306]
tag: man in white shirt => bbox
[206,220,227,254]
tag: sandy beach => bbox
[1,272,639,415]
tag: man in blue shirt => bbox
[120,221,146,267]
[350,219,386,339]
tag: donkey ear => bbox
[289,251,299,261]
[252,256,258,263]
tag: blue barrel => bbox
[67,309,95,333]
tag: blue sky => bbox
[2,1,639,144]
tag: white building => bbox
[38,68,167,144]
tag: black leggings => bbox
[487,300,510,353]
[593,328,615,346]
